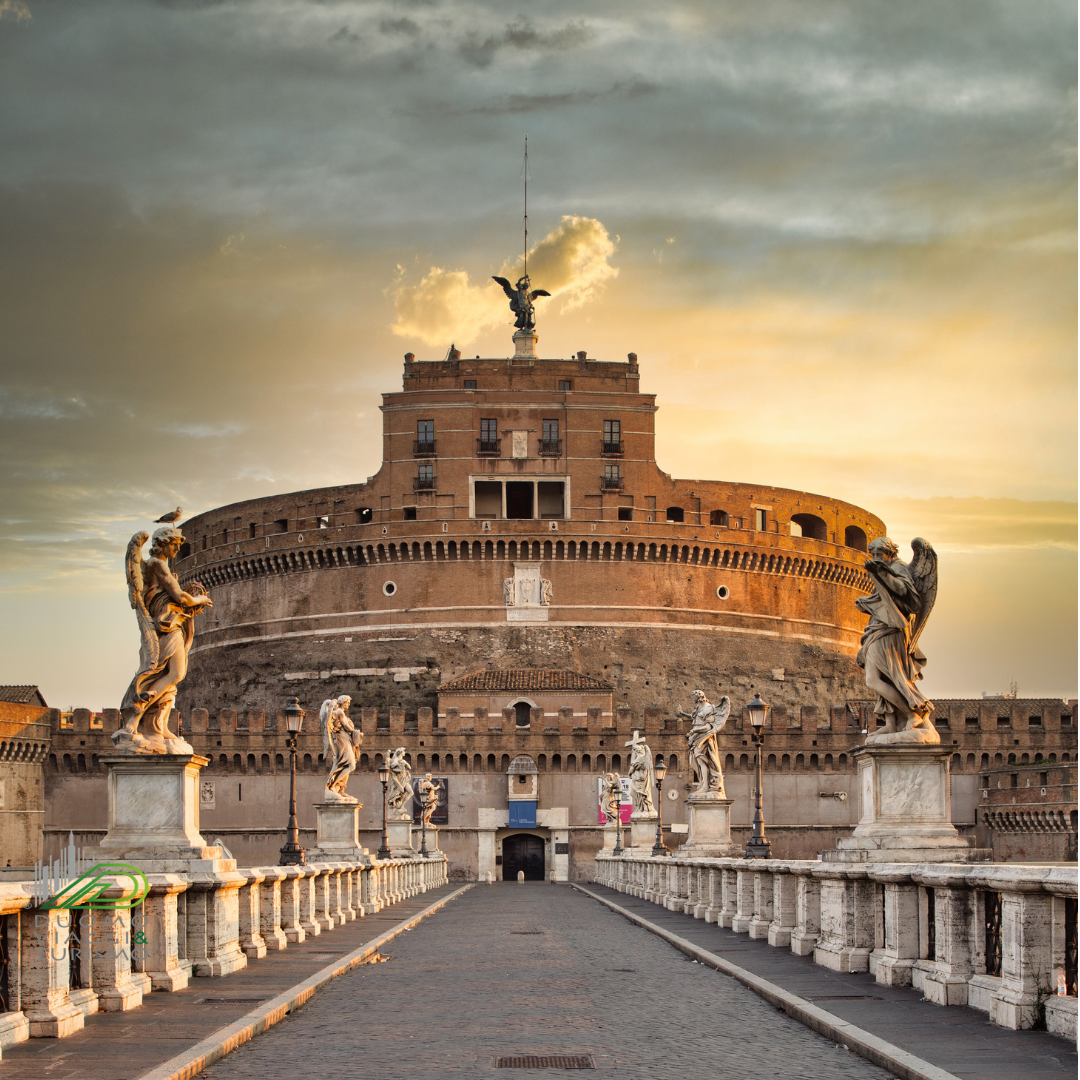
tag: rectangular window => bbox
[602,420,621,454]
[755,508,767,531]
[464,380,477,389]
[222,528,228,544]
[618,507,633,521]
[558,379,572,391]
[403,507,417,521]
[538,481,565,518]
[481,418,498,441]
[474,481,501,518]
[417,463,434,481]
[415,464,435,490]
[248,523,257,539]
[604,464,620,480]
[1028,715,1042,727]
[506,481,534,519]
[997,716,1011,728]
[543,419,559,441]
[417,420,434,441]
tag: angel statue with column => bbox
[677,690,729,797]
[385,747,414,820]
[856,536,939,745]
[113,525,211,754]
[322,695,360,803]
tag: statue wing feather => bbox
[712,695,730,734]
[320,699,333,759]
[529,289,551,299]
[491,276,515,300]
[908,537,938,652]
[125,531,158,669]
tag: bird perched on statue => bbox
[154,507,183,524]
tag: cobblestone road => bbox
[209,883,895,1079]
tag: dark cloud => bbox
[459,19,595,68]
[379,17,421,38]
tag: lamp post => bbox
[744,693,772,859]
[419,783,429,859]
[278,697,306,866]
[612,778,624,856]
[652,758,669,857]
[376,760,392,860]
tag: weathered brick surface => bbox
[207,884,891,1079]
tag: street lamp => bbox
[744,693,772,859]
[376,759,392,860]
[612,777,624,857]
[278,697,306,866]
[652,758,669,857]
[419,782,430,859]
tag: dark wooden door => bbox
[502,834,545,881]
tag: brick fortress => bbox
[28,336,1080,878]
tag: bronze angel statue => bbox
[855,536,939,745]
[114,526,211,754]
[491,274,550,331]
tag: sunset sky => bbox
[0,0,1075,709]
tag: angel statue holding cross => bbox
[625,731,656,817]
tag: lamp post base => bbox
[279,843,306,866]
[743,836,772,859]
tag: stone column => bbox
[790,873,821,956]
[813,868,876,972]
[988,886,1055,1029]
[870,875,919,987]
[258,867,288,951]
[185,872,248,977]
[768,868,799,948]
[20,909,84,1037]
[143,874,192,990]
[90,908,147,1012]
[718,867,739,929]
[237,868,267,959]
[731,868,755,933]
[279,865,306,943]
[748,870,774,940]
[297,868,322,938]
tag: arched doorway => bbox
[502,833,544,881]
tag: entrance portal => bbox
[502,833,545,881]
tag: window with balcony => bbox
[414,419,435,456]
[540,419,561,455]
[414,463,435,491]
[478,418,500,455]
[602,464,621,491]
[471,478,566,520]
[602,419,622,455]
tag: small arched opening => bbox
[791,514,828,542]
[844,525,868,551]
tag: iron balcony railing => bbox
[600,476,622,492]
[538,439,562,456]
[413,476,436,491]
[601,441,623,456]
[413,440,436,456]
[476,439,501,456]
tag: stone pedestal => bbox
[386,818,413,855]
[601,825,625,851]
[513,328,537,358]
[825,745,990,863]
[90,754,235,872]
[630,814,658,850]
[308,803,367,862]
[681,795,739,857]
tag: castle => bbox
[13,331,1078,878]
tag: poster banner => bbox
[596,775,633,824]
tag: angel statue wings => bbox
[855,536,939,745]
[601,771,623,827]
[385,747,413,820]
[114,526,212,754]
[491,274,550,331]
[677,690,730,797]
[321,695,361,803]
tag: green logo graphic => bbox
[40,863,150,910]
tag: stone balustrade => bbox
[595,853,1077,1041]
[0,854,447,1056]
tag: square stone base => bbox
[681,796,739,857]
[386,819,413,854]
[629,816,658,849]
[314,802,364,855]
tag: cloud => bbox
[0,1,31,22]
[467,78,660,116]
[460,19,595,68]
[391,216,619,346]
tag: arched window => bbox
[261,754,270,771]
[514,701,532,727]
[275,753,284,768]
[710,510,729,526]
[824,753,833,768]
[838,754,847,767]
[951,754,961,770]
[220,754,229,771]
[611,754,621,770]
[596,754,606,771]
[501,754,510,771]
[666,506,684,523]
[739,754,749,769]
[246,754,256,771]
[459,753,468,771]
[537,754,547,771]
[844,525,868,551]
[405,753,412,766]
[796,753,805,769]
[234,754,243,772]
[302,753,312,769]
[473,754,482,771]
[993,753,1003,765]
[790,514,828,541]
[567,754,577,772]
[980,753,989,768]
[1020,753,1029,763]
[725,754,735,770]
[582,754,591,772]
[668,754,678,771]
[767,754,776,770]
[487,753,497,771]
[810,753,819,768]
[782,753,790,769]
[1007,753,1016,764]
[552,754,562,772]
[415,754,425,770]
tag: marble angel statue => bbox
[114,526,211,754]
[385,747,413,819]
[601,771,623,826]
[418,773,440,827]
[322,695,360,802]
[856,536,939,744]
[678,690,729,797]
[626,732,656,817]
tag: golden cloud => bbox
[391,215,618,346]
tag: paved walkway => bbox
[0,883,463,1080]
[206,883,894,1079]
[577,883,1077,1080]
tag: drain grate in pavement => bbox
[806,994,883,1001]
[495,1055,595,1069]
[511,930,545,935]
[198,997,269,1005]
